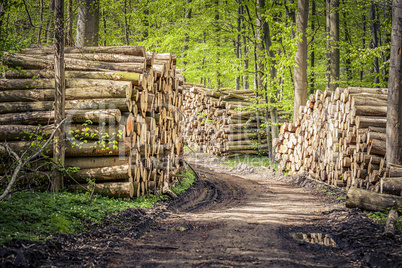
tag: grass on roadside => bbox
[367,210,402,234]
[0,168,195,246]
[222,155,278,170]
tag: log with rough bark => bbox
[4,70,142,85]
[69,181,135,198]
[346,186,402,212]
[22,45,146,57]
[0,109,121,125]
[383,209,399,237]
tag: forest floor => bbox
[1,153,402,267]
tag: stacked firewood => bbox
[181,83,276,157]
[275,87,401,199]
[0,45,183,198]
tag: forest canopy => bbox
[0,0,392,116]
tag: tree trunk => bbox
[124,0,129,45]
[235,0,241,91]
[67,0,74,46]
[37,0,44,44]
[360,13,366,82]
[53,0,65,192]
[329,0,339,91]
[241,3,249,90]
[182,0,192,68]
[76,0,99,47]
[293,0,309,121]
[46,0,55,44]
[310,0,315,94]
[371,2,380,86]
[386,0,402,166]
[346,186,402,212]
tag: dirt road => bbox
[2,157,401,267]
[108,159,391,267]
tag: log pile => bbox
[275,87,401,207]
[180,84,278,157]
[0,45,184,198]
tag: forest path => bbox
[108,160,349,267]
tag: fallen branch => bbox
[0,118,67,201]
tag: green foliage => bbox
[0,168,195,246]
[223,155,278,171]
[367,210,402,233]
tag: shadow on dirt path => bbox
[107,161,362,267]
[1,156,401,267]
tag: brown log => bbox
[347,87,388,95]
[23,45,146,57]
[388,165,402,177]
[64,53,146,63]
[355,116,387,129]
[4,70,142,85]
[368,139,386,156]
[69,181,134,198]
[68,164,130,182]
[65,156,128,169]
[383,209,399,237]
[0,85,131,102]
[0,140,130,157]
[351,105,387,117]
[0,109,121,125]
[0,98,129,114]
[1,78,133,90]
[346,186,402,212]
[380,177,402,196]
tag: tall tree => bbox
[386,0,402,166]
[76,0,99,47]
[182,0,192,69]
[310,0,316,94]
[371,1,380,85]
[66,0,74,46]
[329,0,339,91]
[53,0,65,191]
[293,0,309,121]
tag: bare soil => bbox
[1,154,401,267]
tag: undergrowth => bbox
[367,210,402,234]
[222,155,278,170]
[0,168,195,246]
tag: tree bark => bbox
[182,0,192,68]
[386,0,402,166]
[293,0,309,121]
[67,0,74,46]
[371,1,380,85]
[329,0,339,91]
[346,186,402,212]
[53,0,65,192]
[76,0,99,47]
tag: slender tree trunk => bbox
[235,0,242,91]
[293,0,309,121]
[76,0,99,47]
[53,0,65,191]
[37,0,44,44]
[124,0,129,45]
[46,0,55,44]
[360,13,366,82]
[67,0,74,46]
[326,0,331,88]
[343,7,352,84]
[386,0,402,166]
[329,0,339,90]
[215,0,221,88]
[102,8,107,46]
[371,1,380,86]
[241,3,249,90]
[382,1,391,82]
[182,0,192,69]
[309,0,315,94]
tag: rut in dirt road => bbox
[108,162,353,267]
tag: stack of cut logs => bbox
[275,87,402,203]
[0,45,183,198]
[181,83,280,157]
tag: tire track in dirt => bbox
[108,162,352,267]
